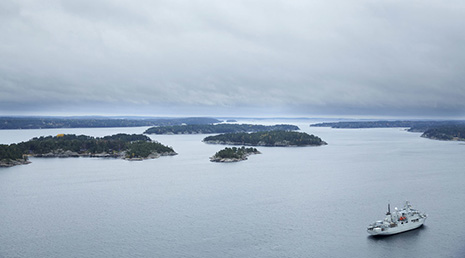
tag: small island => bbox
[210,146,260,162]
[144,124,299,134]
[203,130,327,147]
[0,133,177,167]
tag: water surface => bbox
[1,122,464,257]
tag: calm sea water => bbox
[1,120,464,258]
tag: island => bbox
[0,133,177,167]
[421,125,465,141]
[144,124,299,134]
[0,117,220,130]
[210,146,261,162]
[203,130,327,147]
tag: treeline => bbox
[126,141,175,159]
[212,147,260,160]
[311,120,465,132]
[0,117,220,129]
[144,124,299,134]
[0,144,24,161]
[421,125,465,141]
[203,130,326,146]
[0,134,175,164]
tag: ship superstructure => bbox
[367,201,427,236]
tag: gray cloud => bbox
[1,0,464,117]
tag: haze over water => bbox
[1,120,464,257]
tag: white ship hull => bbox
[367,201,427,236]
[367,216,426,236]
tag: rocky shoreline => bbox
[209,151,261,163]
[210,155,249,163]
[1,150,177,167]
[204,140,327,147]
[0,159,31,167]
[33,150,178,159]
[420,135,465,142]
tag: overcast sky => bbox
[1,0,464,118]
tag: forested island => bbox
[0,117,220,130]
[421,125,465,141]
[0,133,176,167]
[210,147,260,162]
[203,131,326,146]
[310,120,465,132]
[144,124,299,134]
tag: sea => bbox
[1,119,464,258]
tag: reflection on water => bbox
[368,225,427,241]
[366,226,428,258]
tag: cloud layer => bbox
[1,0,465,117]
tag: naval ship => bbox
[367,201,427,236]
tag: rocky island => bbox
[203,130,327,147]
[144,124,299,134]
[210,147,260,162]
[0,133,177,167]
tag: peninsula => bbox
[144,124,299,134]
[0,133,176,167]
[203,131,326,147]
[210,147,261,162]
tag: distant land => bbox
[421,125,465,141]
[144,124,299,134]
[311,120,465,142]
[0,133,176,167]
[311,120,465,132]
[210,147,260,163]
[203,131,326,147]
[0,117,220,130]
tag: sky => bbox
[1,0,465,118]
